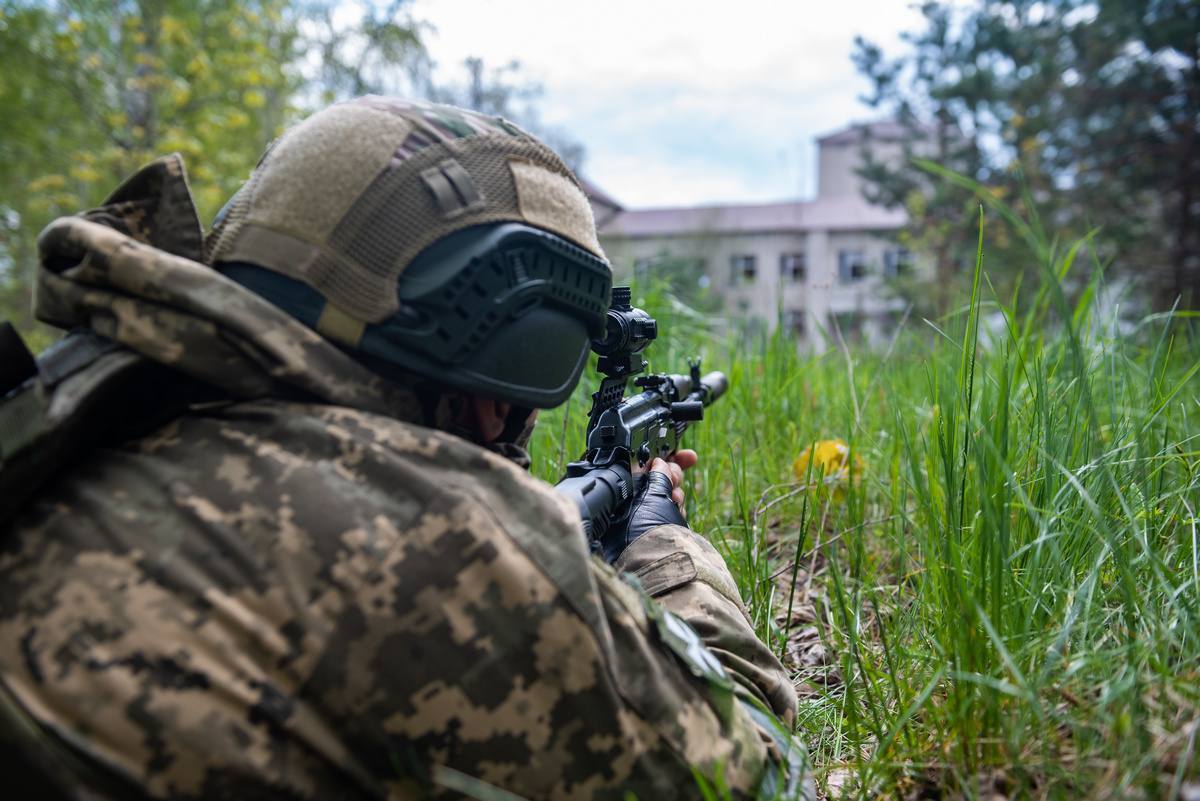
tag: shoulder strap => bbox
[0,328,225,527]
[0,322,38,396]
[0,675,148,801]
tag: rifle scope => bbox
[591,286,657,357]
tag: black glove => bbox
[599,470,688,564]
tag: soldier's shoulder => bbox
[282,402,586,545]
[255,400,541,486]
[6,398,517,537]
[202,399,569,523]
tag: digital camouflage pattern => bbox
[0,157,812,799]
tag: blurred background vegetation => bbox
[2,1,1196,351]
[0,0,581,349]
[854,0,1198,318]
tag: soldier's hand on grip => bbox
[600,457,689,564]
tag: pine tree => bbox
[855,0,1200,312]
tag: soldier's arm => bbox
[614,524,798,724]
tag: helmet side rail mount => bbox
[219,222,614,409]
[378,223,612,365]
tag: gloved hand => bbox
[599,457,690,564]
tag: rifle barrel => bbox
[697,371,727,404]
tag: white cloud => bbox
[410,0,925,206]
[596,153,771,208]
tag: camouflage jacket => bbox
[0,158,809,800]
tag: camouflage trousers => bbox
[0,400,809,800]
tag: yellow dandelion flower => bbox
[793,439,864,498]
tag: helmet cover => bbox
[206,96,612,408]
[206,96,607,325]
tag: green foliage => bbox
[855,0,1200,312]
[532,195,1200,796]
[0,0,430,348]
[0,0,306,344]
[635,254,723,315]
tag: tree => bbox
[854,2,992,315]
[0,0,428,348]
[854,0,1200,312]
[302,0,430,102]
[0,0,302,345]
[426,56,586,173]
[1055,0,1200,309]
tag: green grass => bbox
[531,204,1200,799]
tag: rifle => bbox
[555,286,728,553]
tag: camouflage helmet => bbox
[206,96,612,408]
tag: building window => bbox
[784,309,806,338]
[779,252,806,282]
[837,250,867,284]
[883,248,913,278]
[729,254,757,285]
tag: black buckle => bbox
[0,322,37,397]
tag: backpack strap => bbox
[0,328,226,526]
[37,329,121,386]
[0,673,148,801]
[0,322,38,396]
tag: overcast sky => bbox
[409,0,925,208]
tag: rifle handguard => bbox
[555,463,634,552]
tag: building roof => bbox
[597,196,906,238]
[817,119,923,146]
[579,177,623,211]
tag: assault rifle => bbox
[555,286,727,553]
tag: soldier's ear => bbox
[498,405,537,446]
[466,396,510,444]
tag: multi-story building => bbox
[586,121,920,345]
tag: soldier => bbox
[0,97,812,800]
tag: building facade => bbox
[587,122,920,345]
